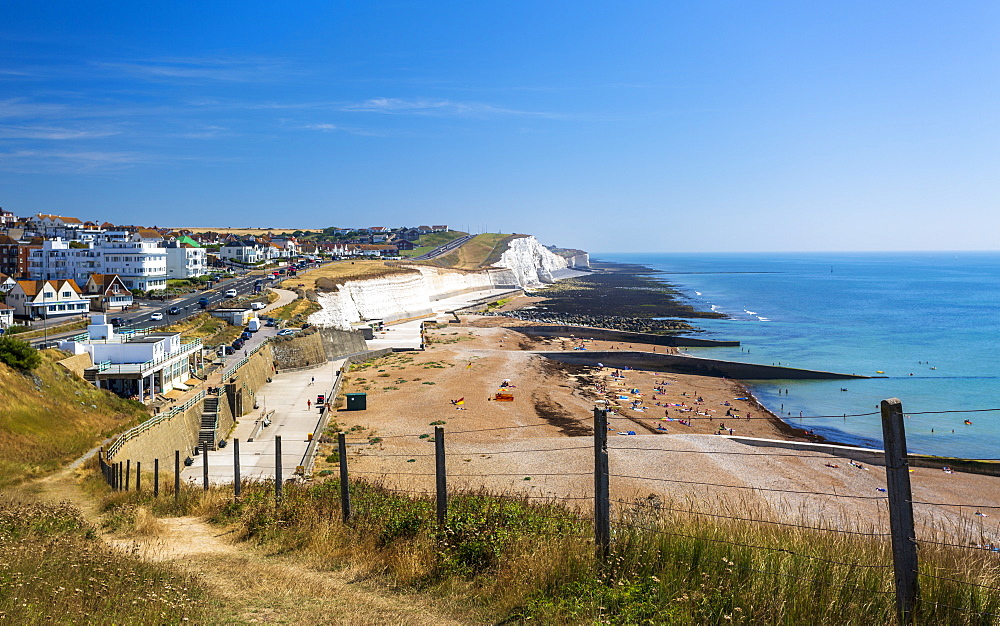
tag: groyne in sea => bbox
[515,325,739,348]
[538,350,867,380]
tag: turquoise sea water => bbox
[595,252,1000,458]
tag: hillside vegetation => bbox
[95,478,1000,624]
[0,350,148,487]
[423,233,524,270]
[399,230,470,257]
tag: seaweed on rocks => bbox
[494,261,723,334]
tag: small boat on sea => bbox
[876,370,885,374]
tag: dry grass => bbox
[0,351,148,488]
[284,259,418,292]
[132,505,164,535]
[269,297,322,323]
[162,312,242,347]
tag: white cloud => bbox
[0,124,120,140]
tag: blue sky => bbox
[2,1,999,252]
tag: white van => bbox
[247,318,260,332]
[225,289,237,298]
[250,302,266,310]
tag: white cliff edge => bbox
[491,236,572,287]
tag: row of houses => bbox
[0,273,133,329]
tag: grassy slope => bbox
[399,230,469,257]
[281,259,417,291]
[423,233,522,270]
[0,350,148,487]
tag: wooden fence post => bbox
[594,407,611,560]
[203,444,210,491]
[154,458,159,498]
[338,433,351,523]
[234,439,241,498]
[125,459,131,492]
[174,450,180,502]
[275,435,283,503]
[435,426,447,526]
[881,398,920,624]
[135,461,141,492]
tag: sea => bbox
[595,252,1000,459]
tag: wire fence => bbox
[97,398,1000,622]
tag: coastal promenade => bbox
[181,358,344,485]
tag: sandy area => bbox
[319,315,1000,544]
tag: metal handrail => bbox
[106,389,206,460]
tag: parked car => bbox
[150,312,164,321]
[225,289,238,298]
[276,328,299,336]
[109,317,125,327]
[232,339,244,350]
[217,345,236,356]
[168,306,181,315]
[265,318,276,327]
[240,331,252,340]
[250,302,266,310]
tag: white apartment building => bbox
[99,238,167,291]
[220,240,267,265]
[28,236,168,292]
[162,241,207,278]
[60,315,205,402]
[27,239,101,283]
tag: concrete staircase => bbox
[198,395,219,452]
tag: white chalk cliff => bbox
[309,236,585,330]
[492,236,571,286]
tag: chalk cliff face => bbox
[309,236,584,330]
[310,266,500,329]
[492,236,570,286]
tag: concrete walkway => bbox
[364,287,518,351]
[182,358,345,485]
[264,288,297,313]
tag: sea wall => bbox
[310,266,505,330]
[515,325,740,348]
[539,351,867,380]
[493,236,570,286]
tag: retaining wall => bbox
[539,351,866,380]
[316,327,368,359]
[271,331,327,370]
[516,325,739,348]
[57,353,93,379]
[111,400,203,466]
[228,344,275,415]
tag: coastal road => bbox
[410,233,475,260]
[29,261,324,348]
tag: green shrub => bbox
[0,336,41,371]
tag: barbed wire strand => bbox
[609,474,889,500]
[612,498,891,537]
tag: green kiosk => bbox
[346,392,367,411]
